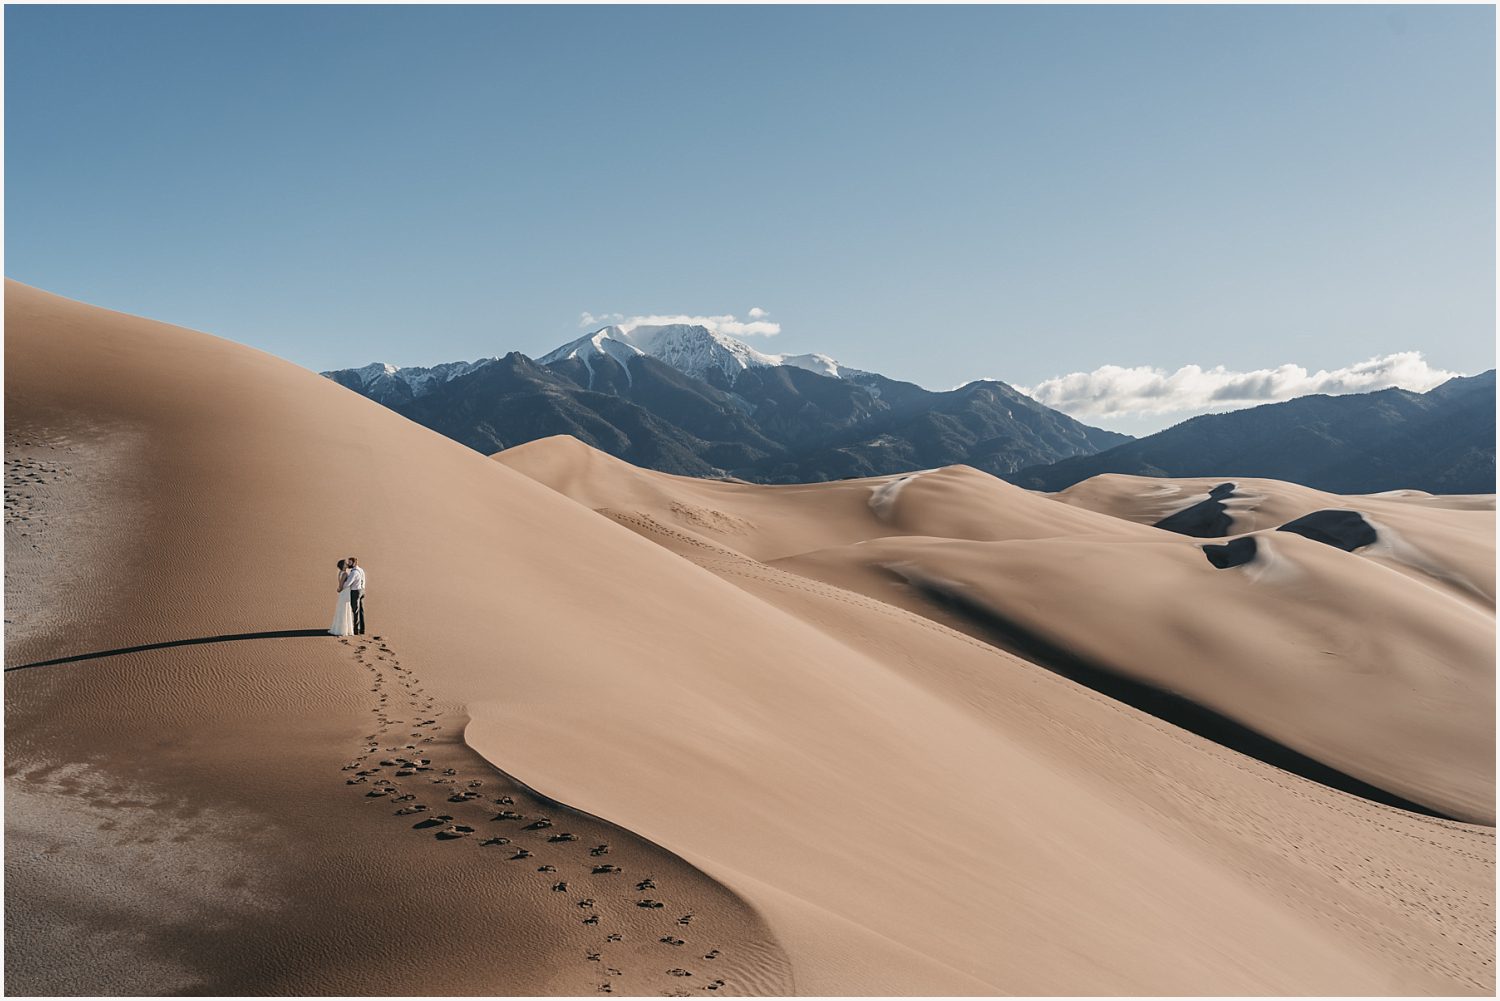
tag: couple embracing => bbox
[329,557,366,637]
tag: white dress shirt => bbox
[345,566,366,591]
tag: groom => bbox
[345,556,366,635]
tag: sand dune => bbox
[503,440,1495,822]
[496,434,1163,561]
[775,532,1493,821]
[7,282,1495,995]
[1055,472,1495,606]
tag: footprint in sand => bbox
[590,843,610,856]
[636,878,657,891]
[548,832,578,843]
[660,936,685,947]
[436,825,475,840]
[524,819,553,831]
[538,865,558,873]
[509,849,533,860]
[702,950,719,960]
[412,815,453,830]
[480,837,510,847]
[582,914,600,925]
[636,899,664,909]
[677,914,694,926]
[593,864,622,875]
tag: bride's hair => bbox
[337,559,347,571]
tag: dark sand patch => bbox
[1277,510,1378,552]
[1153,482,1236,538]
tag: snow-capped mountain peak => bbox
[539,326,645,366]
[778,353,847,379]
[538,324,849,385]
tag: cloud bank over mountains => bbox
[578,309,780,337]
[1019,352,1460,420]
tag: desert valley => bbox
[5,281,1494,995]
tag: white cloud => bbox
[578,311,626,328]
[579,310,781,337]
[1018,352,1459,419]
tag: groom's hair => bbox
[347,556,358,565]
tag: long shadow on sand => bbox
[6,629,332,672]
[894,571,1454,821]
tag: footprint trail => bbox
[339,636,785,996]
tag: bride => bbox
[329,559,354,636]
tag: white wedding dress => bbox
[329,585,354,636]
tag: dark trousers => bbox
[349,589,365,634]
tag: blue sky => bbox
[6,5,1494,432]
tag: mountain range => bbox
[325,324,1495,494]
[1012,370,1496,495]
[326,324,1129,481]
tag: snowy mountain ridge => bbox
[539,324,851,386]
[327,324,857,398]
[335,358,495,400]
